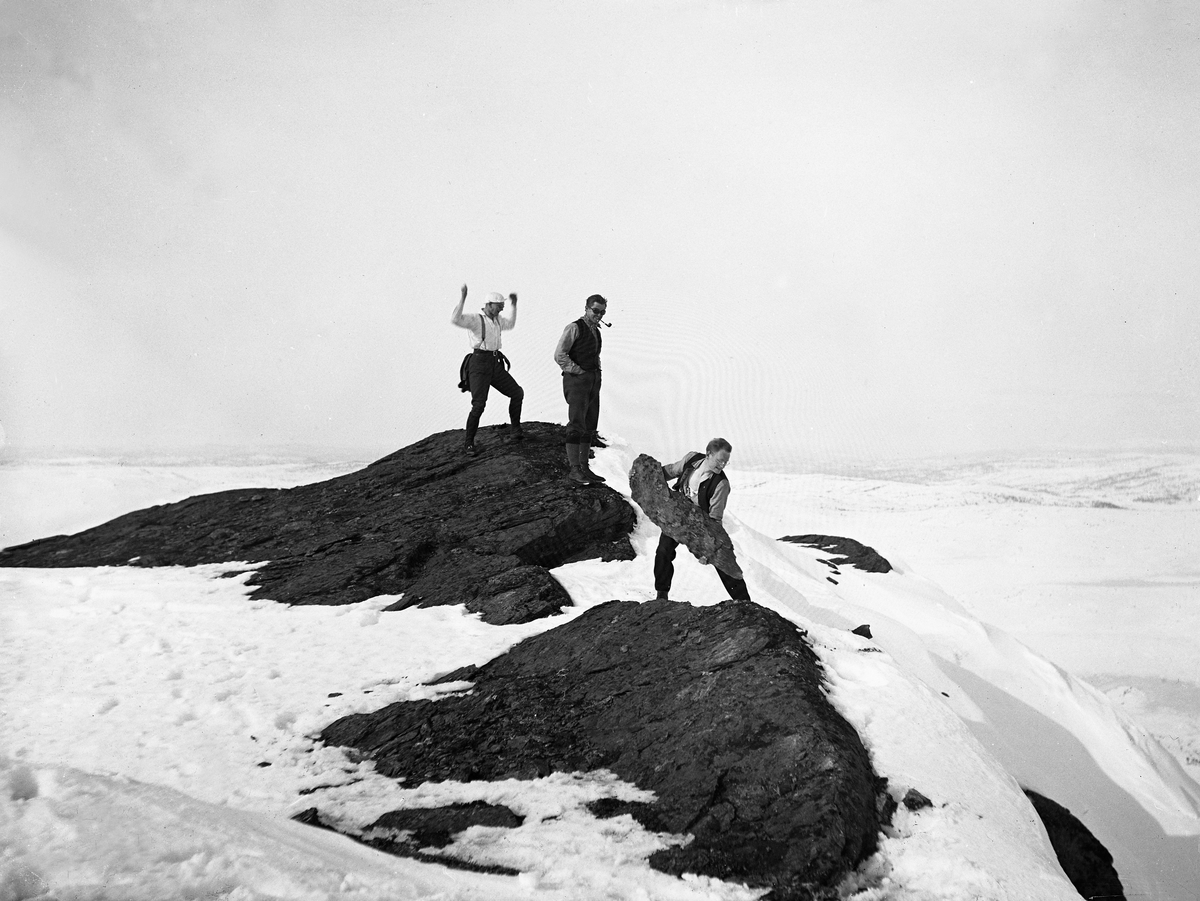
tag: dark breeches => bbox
[562,370,601,446]
[654,532,751,600]
[465,352,523,444]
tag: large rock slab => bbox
[629,453,742,578]
[318,598,882,898]
[0,422,636,624]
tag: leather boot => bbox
[580,436,606,482]
[565,444,592,485]
[580,457,606,482]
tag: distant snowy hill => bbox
[810,451,1200,508]
[2,445,1198,899]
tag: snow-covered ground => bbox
[2,446,1198,900]
[732,454,1200,787]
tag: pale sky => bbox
[2,0,1198,468]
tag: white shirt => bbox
[451,302,516,350]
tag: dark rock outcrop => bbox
[293,805,522,875]
[1024,789,1125,901]
[901,788,932,811]
[629,453,742,578]
[778,536,892,574]
[366,801,525,848]
[317,598,882,899]
[0,422,636,624]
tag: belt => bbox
[473,348,501,354]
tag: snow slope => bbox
[2,444,1199,899]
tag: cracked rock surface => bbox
[319,598,882,899]
[0,422,636,624]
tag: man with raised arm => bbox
[451,284,523,455]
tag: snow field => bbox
[3,444,1199,898]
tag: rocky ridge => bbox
[0,423,635,624]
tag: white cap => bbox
[483,291,506,307]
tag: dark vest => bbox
[567,318,602,372]
[672,452,728,514]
